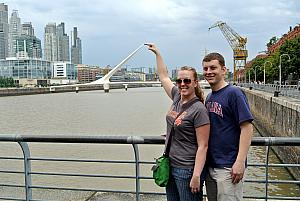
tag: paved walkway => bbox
[88,192,166,201]
[87,193,290,201]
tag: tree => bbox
[0,77,16,88]
[279,36,300,81]
[267,36,278,48]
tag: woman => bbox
[146,43,210,201]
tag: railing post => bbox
[132,144,140,201]
[265,144,270,201]
[18,142,32,201]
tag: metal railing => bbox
[239,83,300,98]
[0,135,299,201]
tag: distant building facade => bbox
[44,22,71,62]
[15,35,42,58]
[44,23,58,61]
[0,57,51,80]
[8,10,21,57]
[52,62,77,80]
[22,22,35,36]
[171,69,178,80]
[57,22,70,62]
[71,27,82,64]
[0,3,9,59]
[268,25,300,54]
[77,64,105,83]
[7,11,42,59]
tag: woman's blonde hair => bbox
[179,66,205,103]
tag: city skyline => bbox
[2,0,300,72]
[1,5,82,64]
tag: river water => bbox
[0,87,299,200]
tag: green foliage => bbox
[267,36,278,48]
[0,77,16,88]
[279,36,300,81]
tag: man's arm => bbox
[231,121,253,184]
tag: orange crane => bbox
[209,21,248,82]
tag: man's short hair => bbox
[202,52,225,67]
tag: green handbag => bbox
[152,155,170,187]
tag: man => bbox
[202,53,253,201]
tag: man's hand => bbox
[231,161,245,184]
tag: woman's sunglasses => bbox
[175,78,192,85]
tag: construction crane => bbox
[209,21,248,82]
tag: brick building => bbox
[77,64,105,83]
[268,25,300,54]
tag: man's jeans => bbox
[166,167,203,201]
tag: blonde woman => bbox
[146,43,210,201]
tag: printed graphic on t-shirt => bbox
[206,101,223,118]
[167,110,178,119]
[167,108,187,126]
[174,111,187,126]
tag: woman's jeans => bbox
[166,166,204,201]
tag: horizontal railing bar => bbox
[247,163,300,167]
[139,175,300,185]
[0,197,24,201]
[140,160,300,168]
[0,135,299,145]
[263,180,300,184]
[0,170,24,174]
[0,157,23,160]
[0,183,24,188]
[261,163,300,168]
[30,185,136,194]
[29,171,136,179]
[243,195,300,200]
[31,199,50,201]
[32,199,55,201]
[267,196,300,200]
[122,176,300,185]
[140,191,300,200]
[28,157,136,164]
[245,179,300,184]
[139,176,300,184]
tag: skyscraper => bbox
[8,10,21,57]
[0,3,9,59]
[57,22,70,62]
[71,27,82,64]
[12,22,42,59]
[22,22,34,36]
[44,23,58,61]
[15,35,42,58]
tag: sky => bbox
[4,0,300,73]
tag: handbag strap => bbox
[164,97,199,157]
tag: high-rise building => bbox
[0,3,9,59]
[8,10,21,57]
[15,35,42,58]
[71,27,82,64]
[44,23,58,61]
[22,22,34,36]
[57,22,70,62]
